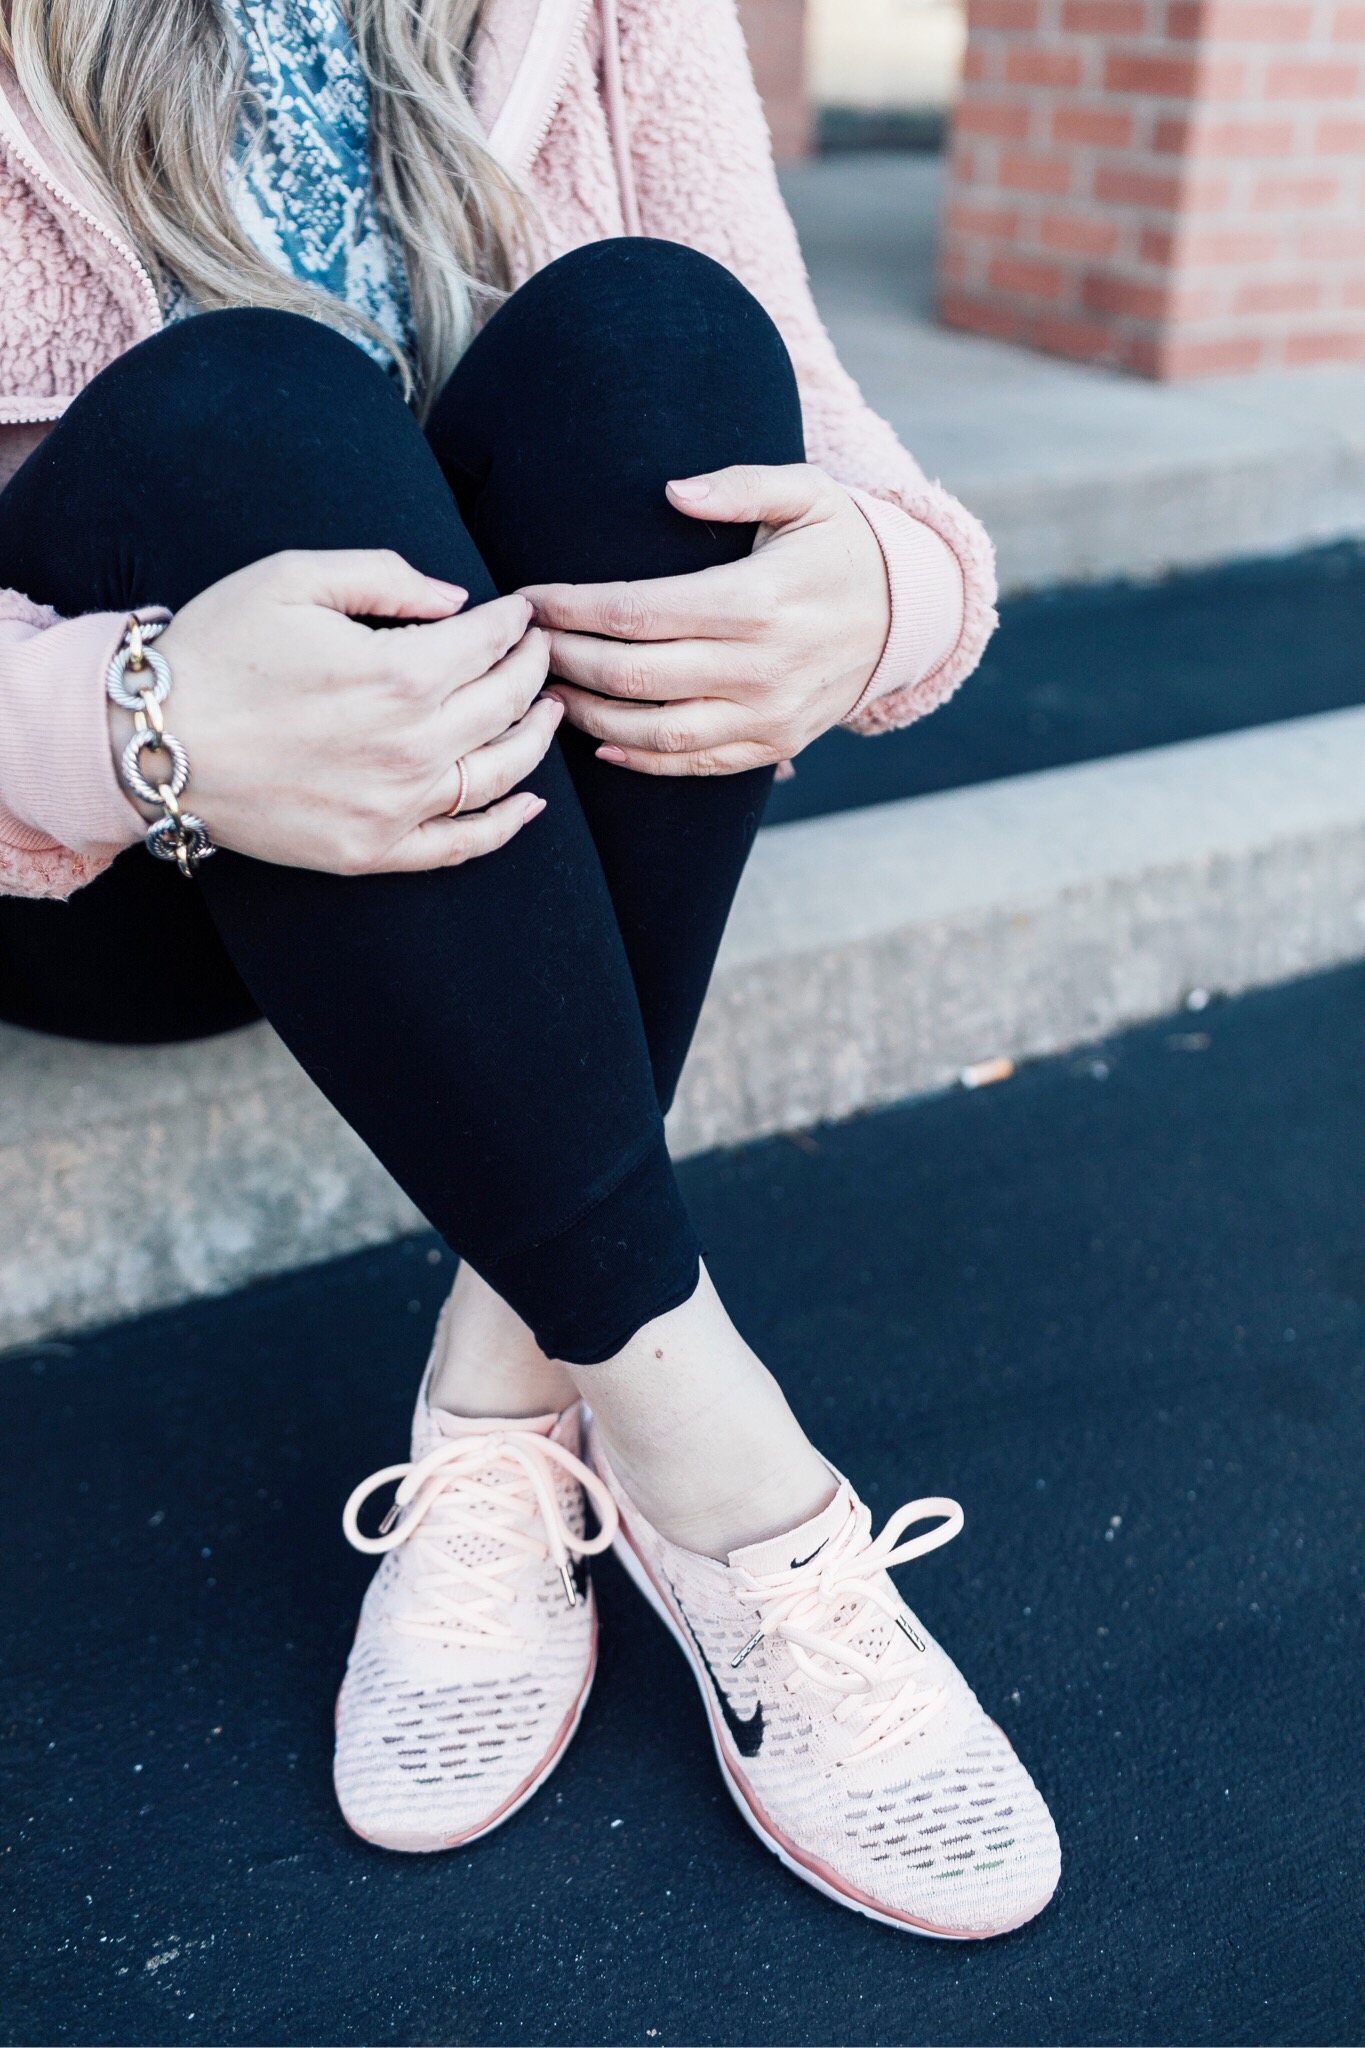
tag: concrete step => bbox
[781,154,1365,592]
[4,704,1364,1352]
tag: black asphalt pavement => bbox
[3,962,1363,2046]
[766,540,1365,825]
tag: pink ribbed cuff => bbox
[0,599,145,855]
[843,488,966,722]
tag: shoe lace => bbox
[731,1496,965,1761]
[341,1429,619,1650]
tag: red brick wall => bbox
[737,0,812,160]
[938,0,1365,373]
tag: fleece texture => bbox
[0,0,996,900]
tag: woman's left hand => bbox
[520,464,890,775]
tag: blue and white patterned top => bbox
[165,0,415,371]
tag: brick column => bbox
[738,0,812,160]
[937,0,1365,374]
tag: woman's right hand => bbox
[111,549,559,873]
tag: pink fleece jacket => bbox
[0,0,997,901]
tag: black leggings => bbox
[0,240,804,1363]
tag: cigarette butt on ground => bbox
[960,1056,1016,1090]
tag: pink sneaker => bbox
[587,1419,1061,1938]
[333,1362,616,1852]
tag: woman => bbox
[0,0,1059,1938]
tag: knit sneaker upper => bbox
[592,1430,1060,1938]
[333,1383,614,1852]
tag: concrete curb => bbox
[970,418,1365,595]
[824,302,1365,595]
[667,705,1365,1150]
[4,705,1364,1351]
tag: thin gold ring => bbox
[448,755,470,818]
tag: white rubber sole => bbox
[604,1505,1040,1942]
[334,1602,599,1855]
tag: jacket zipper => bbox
[0,105,162,336]
[518,0,595,174]
[0,395,64,426]
[597,0,641,235]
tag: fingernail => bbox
[523,795,547,821]
[668,477,711,504]
[545,696,565,724]
[428,580,467,603]
[596,746,627,765]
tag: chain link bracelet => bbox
[106,610,215,878]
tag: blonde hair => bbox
[0,0,526,409]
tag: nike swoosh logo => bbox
[790,1538,829,1571]
[668,1581,765,1758]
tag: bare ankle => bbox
[602,1430,835,1557]
[563,1265,835,1557]
[427,1264,578,1420]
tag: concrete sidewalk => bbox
[781,154,1365,591]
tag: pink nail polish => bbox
[668,478,711,504]
[596,746,627,764]
[428,580,467,603]
[523,795,547,820]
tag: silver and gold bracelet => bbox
[105,610,215,878]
